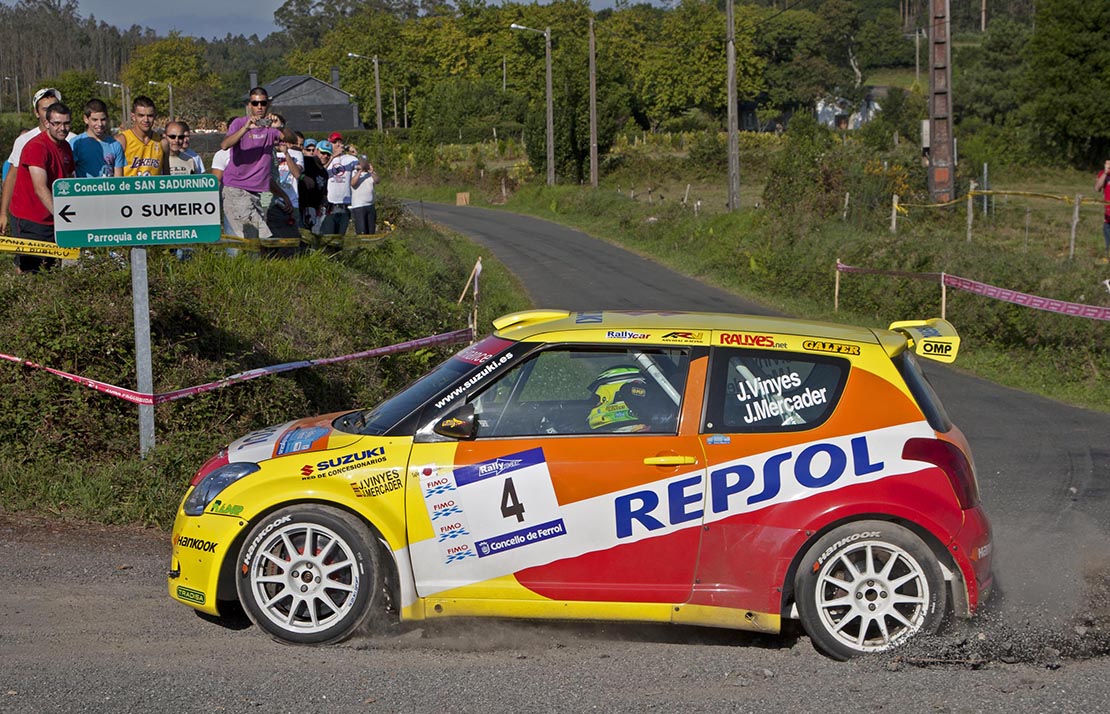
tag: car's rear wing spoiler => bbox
[887,318,960,364]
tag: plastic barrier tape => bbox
[836,261,1110,322]
[0,236,80,260]
[0,327,474,406]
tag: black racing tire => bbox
[794,520,947,660]
[236,505,382,645]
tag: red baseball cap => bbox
[329,132,343,142]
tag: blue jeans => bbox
[1103,221,1110,254]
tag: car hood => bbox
[225,412,367,465]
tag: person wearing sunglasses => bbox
[219,87,296,244]
[165,121,199,176]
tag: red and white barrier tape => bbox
[836,261,1110,322]
[0,327,474,406]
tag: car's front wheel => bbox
[794,520,947,660]
[236,505,382,645]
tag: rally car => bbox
[168,309,992,660]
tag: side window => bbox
[704,348,847,433]
[470,346,689,437]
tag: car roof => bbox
[491,309,888,346]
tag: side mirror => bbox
[433,403,477,440]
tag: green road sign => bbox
[53,175,222,248]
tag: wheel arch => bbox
[778,511,965,620]
[214,497,403,615]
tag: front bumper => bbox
[167,508,249,616]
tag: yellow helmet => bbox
[587,366,649,432]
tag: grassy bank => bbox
[391,159,1109,413]
[0,228,529,527]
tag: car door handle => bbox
[643,455,698,466]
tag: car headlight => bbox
[183,462,261,516]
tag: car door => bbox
[405,344,710,610]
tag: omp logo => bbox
[607,330,649,340]
[719,333,785,348]
[922,341,952,356]
[478,458,523,477]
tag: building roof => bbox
[243,75,354,102]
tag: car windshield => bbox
[334,336,516,436]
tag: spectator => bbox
[219,87,295,241]
[115,96,166,176]
[69,99,124,178]
[270,128,304,232]
[165,121,198,175]
[0,87,63,235]
[319,132,358,236]
[1096,160,1110,260]
[180,128,205,174]
[298,137,327,232]
[350,154,378,235]
[9,102,75,273]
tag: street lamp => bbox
[97,80,124,128]
[511,22,554,186]
[147,80,173,121]
[347,52,383,132]
[4,76,20,124]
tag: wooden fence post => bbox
[834,258,841,313]
[940,272,947,319]
[890,195,899,233]
[966,192,974,242]
[1069,194,1081,259]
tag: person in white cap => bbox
[0,87,62,236]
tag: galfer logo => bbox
[478,458,523,477]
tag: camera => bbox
[256,118,273,127]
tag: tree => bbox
[1022,0,1110,164]
[120,35,221,124]
[36,69,98,133]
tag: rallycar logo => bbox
[478,458,523,478]
[606,330,649,340]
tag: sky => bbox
[73,0,624,41]
[77,0,285,39]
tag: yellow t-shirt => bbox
[119,129,164,176]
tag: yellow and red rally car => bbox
[168,309,992,660]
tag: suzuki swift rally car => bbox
[169,310,992,660]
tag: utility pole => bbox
[725,0,741,211]
[588,17,598,189]
[981,0,987,31]
[927,0,955,203]
[373,55,383,132]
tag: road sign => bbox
[52,175,222,248]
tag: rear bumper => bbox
[949,504,993,616]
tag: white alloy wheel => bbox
[795,521,946,660]
[236,505,381,645]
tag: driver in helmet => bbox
[587,366,656,433]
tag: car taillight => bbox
[902,438,980,509]
[190,448,230,487]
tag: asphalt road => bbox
[1,204,1107,713]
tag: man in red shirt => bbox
[1096,159,1110,260]
[10,102,75,273]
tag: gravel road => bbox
[2,205,1108,713]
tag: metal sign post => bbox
[52,176,222,457]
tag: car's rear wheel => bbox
[236,505,382,645]
[794,520,946,660]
